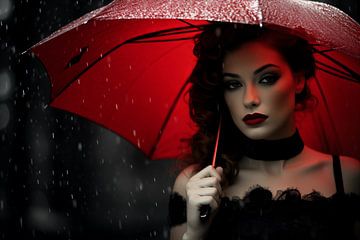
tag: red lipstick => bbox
[243,113,268,125]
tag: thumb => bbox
[215,166,223,177]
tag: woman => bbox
[169,23,360,240]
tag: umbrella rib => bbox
[131,37,196,43]
[127,25,207,43]
[148,79,191,159]
[50,25,204,101]
[316,66,358,83]
[134,28,204,39]
[129,28,205,43]
[313,76,341,153]
[313,48,360,82]
[315,61,358,83]
[315,60,354,78]
[177,19,211,29]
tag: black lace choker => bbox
[238,129,304,161]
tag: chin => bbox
[237,118,287,140]
[238,125,272,140]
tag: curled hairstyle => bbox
[180,22,317,186]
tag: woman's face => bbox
[222,41,304,140]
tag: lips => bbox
[243,113,268,125]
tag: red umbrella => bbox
[29,0,360,161]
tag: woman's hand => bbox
[183,165,223,239]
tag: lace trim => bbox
[168,186,360,229]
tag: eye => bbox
[223,80,243,90]
[259,74,280,85]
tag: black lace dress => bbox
[168,156,360,240]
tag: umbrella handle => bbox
[199,204,211,223]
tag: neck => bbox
[238,157,287,175]
[237,128,304,162]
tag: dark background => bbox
[0,0,358,240]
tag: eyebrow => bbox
[223,64,280,79]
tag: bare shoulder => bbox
[300,146,360,194]
[305,146,360,194]
[172,164,199,196]
[338,155,360,195]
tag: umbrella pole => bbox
[211,108,222,167]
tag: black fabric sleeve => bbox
[168,192,187,227]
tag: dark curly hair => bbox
[179,22,317,186]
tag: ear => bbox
[295,74,306,94]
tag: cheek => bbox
[224,93,244,118]
[267,87,295,113]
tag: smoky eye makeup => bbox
[223,80,243,90]
[222,72,244,90]
[258,72,281,85]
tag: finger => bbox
[189,195,219,210]
[215,166,223,177]
[188,187,221,205]
[192,165,222,181]
[188,177,222,194]
[195,187,217,196]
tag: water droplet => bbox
[137,138,141,148]
[78,142,83,151]
[138,182,143,191]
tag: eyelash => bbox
[223,74,280,90]
[223,81,242,90]
[259,74,280,85]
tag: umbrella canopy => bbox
[29,0,360,160]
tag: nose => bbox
[243,84,260,108]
